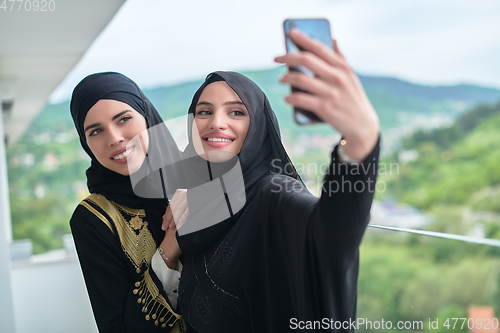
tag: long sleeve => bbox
[151,250,181,309]
[251,138,380,331]
[176,139,381,333]
[267,138,380,253]
[70,199,184,333]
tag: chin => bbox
[205,150,237,163]
[103,156,145,176]
[106,164,131,176]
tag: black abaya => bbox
[69,72,185,332]
[176,72,380,332]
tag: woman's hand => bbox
[275,29,380,162]
[158,189,188,269]
[162,189,189,230]
[159,227,182,269]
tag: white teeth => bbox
[113,147,133,160]
[206,137,233,142]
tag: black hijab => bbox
[70,72,181,212]
[176,71,301,253]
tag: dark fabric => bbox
[178,141,380,333]
[69,72,184,332]
[70,71,181,209]
[176,71,301,254]
[70,199,183,333]
[176,71,381,332]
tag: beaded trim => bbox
[134,267,185,330]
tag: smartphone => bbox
[283,18,334,125]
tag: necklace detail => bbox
[113,202,146,230]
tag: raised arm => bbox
[272,29,380,329]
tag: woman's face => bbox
[83,99,149,175]
[194,81,250,162]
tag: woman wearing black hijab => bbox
[175,30,380,332]
[69,72,186,332]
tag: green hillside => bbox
[382,101,500,213]
[7,68,500,253]
[29,66,500,144]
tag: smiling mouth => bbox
[204,137,234,143]
[112,146,134,160]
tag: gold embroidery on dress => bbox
[79,201,115,234]
[129,215,144,230]
[83,193,156,268]
[114,202,146,230]
[134,268,186,331]
[80,194,185,331]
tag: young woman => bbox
[69,72,186,332]
[174,30,380,332]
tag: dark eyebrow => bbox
[196,101,212,107]
[224,101,245,106]
[112,110,132,121]
[84,110,132,134]
[196,101,244,107]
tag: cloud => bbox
[49,0,500,103]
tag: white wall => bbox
[11,252,98,333]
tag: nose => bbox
[107,126,124,146]
[209,111,228,131]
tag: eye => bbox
[88,128,102,137]
[119,115,132,123]
[196,110,212,116]
[230,110,246,116]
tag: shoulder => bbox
[70,193,115,234]
[254,174,313,210]
[258,173,308,196]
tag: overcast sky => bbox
[49,0,500,103]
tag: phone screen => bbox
[284,19,333,125]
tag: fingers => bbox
[285,91,324,113]
[275,29,350,82]
[280,71,338,99]
[332,39,345,60]
[166,189,189,230]
[284,91,343,128]
[275,52,344,84]
[172,199,188,228]
[291,29,337,64]
[162,206,173,230]
[176,208,189,229]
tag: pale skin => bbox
[159,189,187,269]
[159,81,251,269]
[84,99,149,176]
[83,99,183,270]
[193,81,250,162]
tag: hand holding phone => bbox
[283,18,334,125]
[276,21,380,161]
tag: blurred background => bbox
[1,0,499,332]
